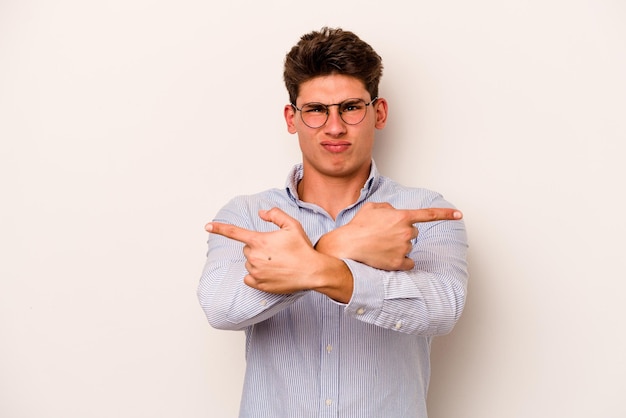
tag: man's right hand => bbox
[206,208,355,302]
[315,202,463,271]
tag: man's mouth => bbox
[321,141,351,153]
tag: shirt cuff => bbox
[342,259,385,320]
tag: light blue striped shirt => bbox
[198,161,468,418]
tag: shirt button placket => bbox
[319,302,340,417]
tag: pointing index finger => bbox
[404,208,463,224]
[205,221,256,244]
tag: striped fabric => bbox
[198,161,468,418]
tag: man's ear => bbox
[374,98,388,129]
[284,104,297,134]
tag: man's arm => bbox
[198,204,356,331]
[316,201,468,336]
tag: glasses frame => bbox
[291,97,378,129]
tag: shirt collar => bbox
[285,160,381,204]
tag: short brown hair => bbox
[283,27,383,104]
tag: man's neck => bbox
[297,169,370,220]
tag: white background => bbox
[1,1,625,417]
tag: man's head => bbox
[283,27,383,105]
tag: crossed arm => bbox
[205,202,463,304]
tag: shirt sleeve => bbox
[197,197,306,331]
[343,213,469,336]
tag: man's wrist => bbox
[309,254,354,303]
[315,228,349,259]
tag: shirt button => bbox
[260,300,268,307]
[326,344,333,353]
[325,399,333,406]
[356,307,365,315]
[394,320,403,330]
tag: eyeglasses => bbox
[291,97,378,129]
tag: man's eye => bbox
[303,105,326,113]
[341,102,363,112]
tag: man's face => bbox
[284,74,387,182]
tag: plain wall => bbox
[1,1,625,417]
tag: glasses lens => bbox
[338,99,367,125]
[300,103,328,128]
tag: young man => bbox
[198,27,468,417]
